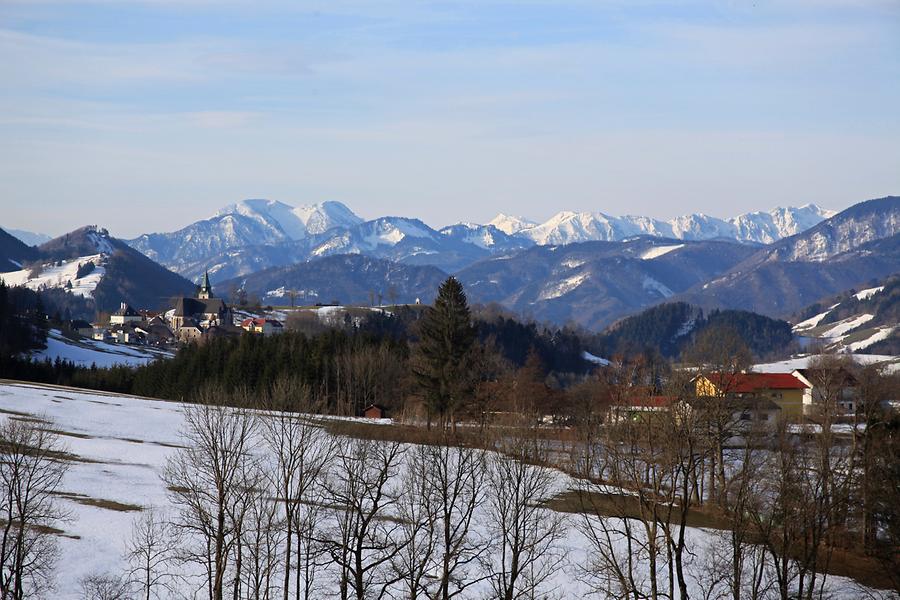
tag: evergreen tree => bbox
[413,277,477,428]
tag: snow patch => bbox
[641,276,674,298]
[32,329,168,367]
[639,244,683,260]
[538,272,589,301]
[793,310,832,332]
[845,326,896,352]
[818,314,875,339]
[582,351,610,366]
[854,286,884,301]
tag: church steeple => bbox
[198,270,213,300]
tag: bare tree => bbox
[258,379,334,600]
[237,484,281,600]
[79,573,132,600]
[163,389,257,600]
[0,418,69,600]
[125,509,176,600]
[393,444,438,600]
[487,436,567,600]
[573,358,693,600]
[323,438,407,600]
[425,438,490,600]
[292,498,328,600]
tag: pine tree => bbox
[413,277,476,428]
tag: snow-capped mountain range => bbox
[126,199,836,282]
[504,203,834,246]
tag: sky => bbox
[0,0,898,239]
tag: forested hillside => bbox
[595,302,794,360]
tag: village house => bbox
[69,319,94,337]
[792,367,859,416]
[240,317,284,336]
[694,372,809,419]
[607,394,781,429]
[607,396,674,424]
[109,303,142,325]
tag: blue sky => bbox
[1,0,898,238]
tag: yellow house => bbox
[694,372,809,419]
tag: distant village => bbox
[80,272,284,347]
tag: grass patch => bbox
[544,489,732,530]
[55,492,142,513]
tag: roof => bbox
[173,297,228,317]
[702,372,809,393]
[112,303,140,317]
[793,368,858,387]
[241,317,283,327]
[70,319,92,329]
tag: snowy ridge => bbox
[513,204,833,246]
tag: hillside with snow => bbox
[791,273,900,354]
[33,329,171,367]
[0,254,105,298]
[0,382,882,599]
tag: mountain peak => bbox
[215,198,363,240]
[488,213,537,235]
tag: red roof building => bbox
[696,372,809,418]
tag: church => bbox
[170,272,233,336]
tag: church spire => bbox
[198,270,213,300]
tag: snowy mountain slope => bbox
[172,217,534,282]
[128,212,296,267]
[26,226,196,312]
[760,196,899,263]
[673,199,900,318]
[514,204,834,246]
[0,253,105,298]
[219,254,448,306]
[126,199,836,281]
[0,227,40,272]
[790,272,900,353]
[5,228,51,247]
[456,238,758,330]
[127,200,362,271]
[216,199,362,239]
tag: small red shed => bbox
[363,404,388,419]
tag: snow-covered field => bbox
[0,382,886,599]
[755,353,900,374]
[33,329,171,367]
